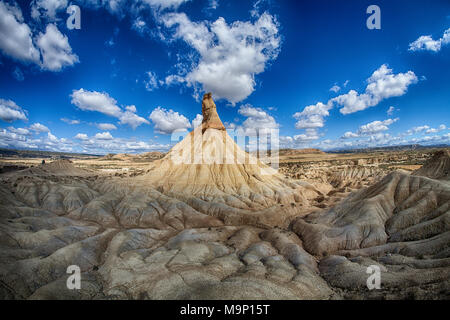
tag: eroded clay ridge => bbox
[413,149,450,180]
[202,93,226,131]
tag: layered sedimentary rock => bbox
[201,93,226,131]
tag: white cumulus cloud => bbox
[422,124,446,134]
[94,131,114,140]
[75,133,88,140]
[236,104,279,136]
[293,102,331,130]
[0,98,28,122]
[333,64,417,115]
[0,3,78,71]
[70,89,149,129]
[0,2,40,64]
[61,118,80,125]
[409,28,450,52]
[387,106,395,116]
[161,11,281,104]
[358,118,399,135]
[142,0,191,10]
[31,0,68,21]
[329,85,340,93]
[149,107,192,134]
[119,108,150,129]
[96,123,117,130]
[30,122,50,132]
[341,131,359,139]
[36,24,79,71]
[292,65,417,143]
[341,118,399,138]
[406,125,431,135]
[293,129,320,142]
[192,114,203,128]
[7,126,31,135]
[71,89,122,117]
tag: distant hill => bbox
[139,151,165,160]
[279,148,325,156]
[0,148,100,159]
[0,148,166,161]
[99,151,165,162]
[413,149,450,180]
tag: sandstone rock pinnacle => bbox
[201,93,226,131]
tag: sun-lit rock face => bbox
[201,92,226,132]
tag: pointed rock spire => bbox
[202,93,226,131]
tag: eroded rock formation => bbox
[201,93,226,132]
[0,96,448,300]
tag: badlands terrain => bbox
[0,94,449,300]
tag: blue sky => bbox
[0,0,449,154]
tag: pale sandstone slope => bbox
[126,93,322,227]
[139,93,317,201]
